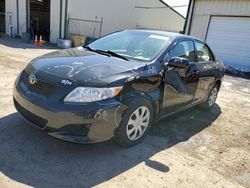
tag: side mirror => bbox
[166,57,189,69]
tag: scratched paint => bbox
[94,109,108,121]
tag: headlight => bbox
[64,86,123,103]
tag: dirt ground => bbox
[0,39,249,188]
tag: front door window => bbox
[169,40,196,62]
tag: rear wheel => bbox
[200,84,219,109]
[114,97,153,147]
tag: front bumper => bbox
[13,85,127,144]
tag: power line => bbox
[135,5,188,9]
[171,5,189,8]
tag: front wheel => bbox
[114,97,153,147]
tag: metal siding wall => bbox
[5,0,26,36]
[50,0,61,44]
[5,0,17,35]
[189,0,250,40]
[53,0,185,43]
[44,0,186,43]
[18,0,26,35]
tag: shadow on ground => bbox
[0,39,57,50]
[0,105,221,187]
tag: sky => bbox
[163,0,189,17]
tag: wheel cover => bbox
[208,87,218,107]
[126,106,150,141]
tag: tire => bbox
[114,97,153,147]
[200,84,219,110]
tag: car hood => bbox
[29,47,146,87]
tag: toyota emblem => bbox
[29,74,37,85]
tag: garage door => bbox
[206,16,250,72]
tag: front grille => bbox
[14,99,48,129]
[22,71,56,97]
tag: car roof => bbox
[124,29,203,42]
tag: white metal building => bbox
[184,0,250,72]
[0,0,185,44]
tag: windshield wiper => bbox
[105,50,129,61]
[84,46,111,57]
[84,46,129,61]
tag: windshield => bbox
[88,31,171,61]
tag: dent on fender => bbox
[48,103,128,144]
[87,104,128,143]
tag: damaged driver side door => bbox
[161,40,200,115]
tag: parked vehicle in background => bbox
[13,30,225,147]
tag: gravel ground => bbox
[0,40,249,188]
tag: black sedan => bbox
[13,30,225,147]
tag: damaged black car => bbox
[13,30,225,147]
